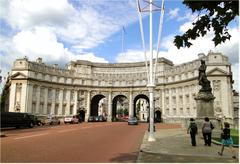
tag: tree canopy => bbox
[174,0,239,49]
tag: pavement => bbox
[137,128,239,163]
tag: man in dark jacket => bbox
[188,118,198,146]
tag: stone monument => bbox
[195,60,215,117]
[194,60,220,130]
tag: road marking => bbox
[14,133,48,140]
[58,128,78,133]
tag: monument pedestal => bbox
[194,91,221,134]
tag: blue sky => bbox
[0,0,239,91]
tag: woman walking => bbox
[202,117,214,146]
[218,122,236,159]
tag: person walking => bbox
[187,118,198,146]
[218,122,236,159]
[202,117,214,146]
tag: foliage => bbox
[174,0,239,49]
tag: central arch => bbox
[134,94,149,120]
[112,95,128,121]
[90,94,105,117]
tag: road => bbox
[1,122,180,163]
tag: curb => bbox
[139,148,236,159]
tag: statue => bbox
[198,60,212,92]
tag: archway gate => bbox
[86,90,154,122]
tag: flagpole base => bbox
[148,133,156,142]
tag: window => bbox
[166,97,169,105]
[173,108,176,115]
[48,89,52,99]
[180,108,183,115]
[55,90,60,101]
[70,105,73,115]
[63,90,66,100]
[166,108,169,115]
[32,103,36,114]
[186,95,190,104]
[70,91,74,101]
[172,96,176,105]
[55,104,59,115]
[47,104,51,114]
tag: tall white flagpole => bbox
[147,0,155,142]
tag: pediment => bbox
[207,68,228,76]
[11,72,27,79]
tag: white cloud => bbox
[168,8,180,20]
[116,26,239,90]
[2,0,75,29]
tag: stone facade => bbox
[2,52,235,123]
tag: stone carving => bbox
[198,60,212,93]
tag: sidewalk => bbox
[137,128,239,163]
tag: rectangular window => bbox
[70,105,73,115]
[48,89,52,99]
[55,104,59,115]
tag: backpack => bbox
[191,122,198,133]
[210,122,214,129]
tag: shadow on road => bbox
[110,152,139,163]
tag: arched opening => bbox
[155,110,162,122]
[90,94,105,117]
[112,95,128,121]
[134,94,149,121]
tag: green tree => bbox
[174,0,239,49]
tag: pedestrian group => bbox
[187,117,237,159]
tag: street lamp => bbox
[136,0,165,142]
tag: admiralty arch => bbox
[3,52,234,124]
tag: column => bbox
[182,86,186,117]
[162,89,165,120]
[51,89,56,115]
[9,83,17,112]
[189,89,193,116]
[169,88,172,116]
[66,90,71,115]
[176,87,179,116]
[59,89,63,115]
[43,88,48,114]
[107,91,112,121]
[35,85,41,114]
[21,83,27,113]
[74,90,78,114]
[129,91,133,118]
[27,84,33,113]
[86,90,91,122]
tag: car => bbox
[44,116,60,125]
[0,112,35,128]
[64,115,79,124]
[29,114,42,126]
[98,115,107,122]
[88,116,94,122]
[36,115,48,125]
[128,117,138,125]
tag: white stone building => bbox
[1,52,235,124]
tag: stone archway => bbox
[134,94,149,120]
[112,95,128,121]
[90,94,105,117]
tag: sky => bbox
[0,0,239,91]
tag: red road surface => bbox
[1,122,180,162]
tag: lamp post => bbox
[136,0,164,142]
